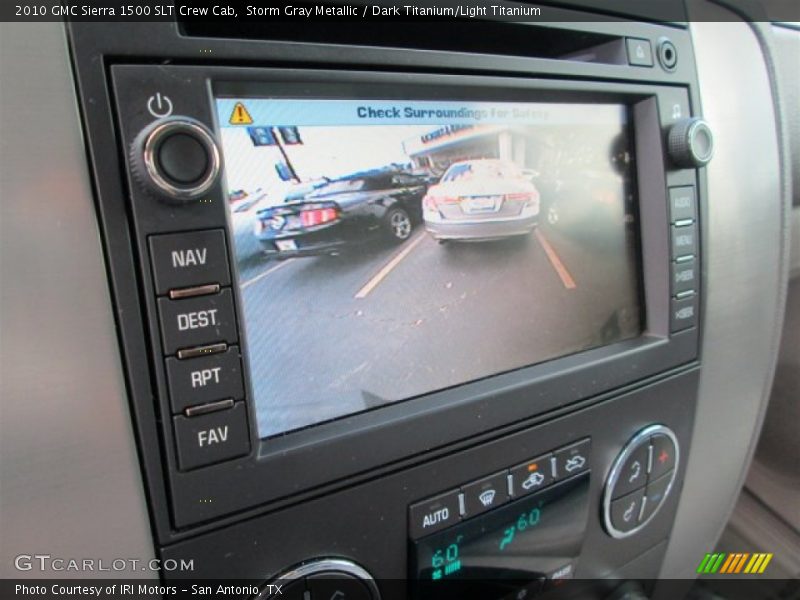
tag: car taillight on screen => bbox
[300,207,338,227]
[424,195,458,209]
[505,191,539,208]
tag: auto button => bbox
[409,490,461,539]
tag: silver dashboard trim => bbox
[0,23,155,578]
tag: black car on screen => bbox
[254,170,429,258]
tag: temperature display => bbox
[412,473,590,600]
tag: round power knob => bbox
[667,118,714,168]
[132,117,221,201]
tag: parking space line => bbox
[535,229,577,290]
[355,233,426,299]
[240,258,296,289]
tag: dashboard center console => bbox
[66,14,710,599]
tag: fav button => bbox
[158,288,238,355]
[165,346,244,413]
[509,454,554,497]
[650,434,677,480]
[612,442,650,499]
[409,490,461,539]
[462,471,509,517]
[610,488,645,533]
[173,401,250,470]
[553,438,591,480]
[149,230,231,295]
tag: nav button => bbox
[409,490,460,539]
[149,230,231,295]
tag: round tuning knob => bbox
[667,117,714,168]
[254,558,380,600]
[131,117,221,201]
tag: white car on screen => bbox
[422,159,540,242]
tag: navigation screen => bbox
[216,97,642,439]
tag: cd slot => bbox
[180,20,627,66]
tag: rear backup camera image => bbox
[216,97,642,438]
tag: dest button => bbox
[158,288,238,355]
[173,401,250,470]
[409,490,461,539]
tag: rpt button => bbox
[149,230,231,295]
[158,289,238,355]
[165,346,244,413]
[173,402,250,470]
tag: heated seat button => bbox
[149,230,231,295]
[612,442,650,499]
[173,401,249,470]
[553,438,591,480]
[409,490,461,539]
[307,573,371,600]
[462,471,509,517]
[650,434,677,480]
[610,488,645,533]
[158,288,238,355]
[510,454,554,497]
[165,346,244,413]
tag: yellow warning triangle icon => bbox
[229,102,253,125]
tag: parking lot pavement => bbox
[238,224,641,438]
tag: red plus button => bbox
[650,434,676,480]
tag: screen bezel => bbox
[214,85,644,443]
[110,65,698,529]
